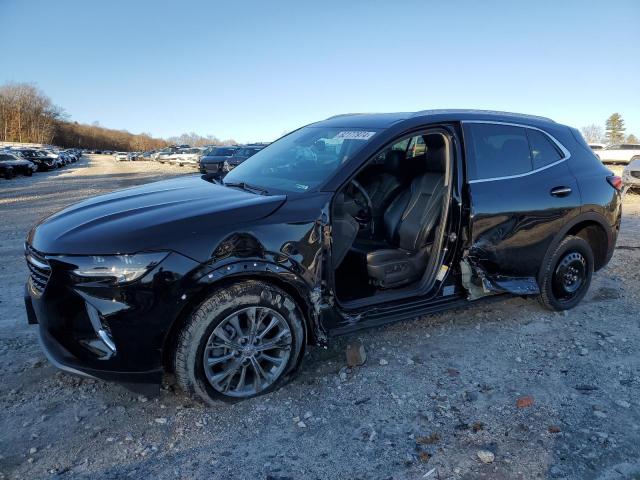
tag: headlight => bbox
[69,252,168,284]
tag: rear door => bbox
[463,121,581,292]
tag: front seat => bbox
[359,150,405,220]
[366,135,448,289]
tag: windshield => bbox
[206,147,236,156]
[224,126,379,193]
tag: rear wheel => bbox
[539,235,594,311]
[174,280,305,404]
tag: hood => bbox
[28,175,286,260]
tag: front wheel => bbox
[174,280,305,404]
[539,235,594,311]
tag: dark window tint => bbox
[466,124,532,180]
[526,129,562,169]
[212,147,236,156]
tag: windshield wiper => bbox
[223,181,269,195]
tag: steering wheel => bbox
[348,179,373,230]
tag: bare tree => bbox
[0,81,243,151]
[166,132,237,147]
[581,124,604,144]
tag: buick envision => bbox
[25,110,621,404]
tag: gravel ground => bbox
[0,156,639,480]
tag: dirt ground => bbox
[0,155,639,480]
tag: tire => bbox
[539,235,594,311]
[25,169,33,177]
[174,280,305,405]
[4,168,13,180]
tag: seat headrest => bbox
[383,149,404,172]
[424,134,447,173]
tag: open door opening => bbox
[331,129,455,308]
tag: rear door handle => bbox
[550,186,572,197]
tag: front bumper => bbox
[25,251,201,384]
[199,162,224,175]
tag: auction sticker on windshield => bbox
[334,131,377,140]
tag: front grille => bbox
[25,244,51,295]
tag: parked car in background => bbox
[622,159,640,191]
[24,110,622,404]
[57,151,73,165]
[168,148,204,167]
[156,150,176,163]
[589,143,605,152]
[114,152,129,161]
[198,146,238,176]
[595,144,640,164]
[198,145,266,177]
[42,149,65,168]
[15,149,57,171]
[65,149,81,162]
[0,152,37,178]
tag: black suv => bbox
[199,145,265,178]
[15,149,57,171]
[24,110,621,404]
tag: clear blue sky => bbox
[1,0,638,143]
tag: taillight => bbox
[607,175,622,191]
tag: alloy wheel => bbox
[202,306,292,397]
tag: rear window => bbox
[465,124,532,180]
[526,129,562,169]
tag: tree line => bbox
[0,82,236,151]
[582,113,638,145]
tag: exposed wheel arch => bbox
[162,272,315,374]
[566,222,609,271]
[538,212,613,285]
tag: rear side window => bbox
[465,124,532,180]
[526,129,562,169]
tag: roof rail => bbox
[411,109,555,123]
